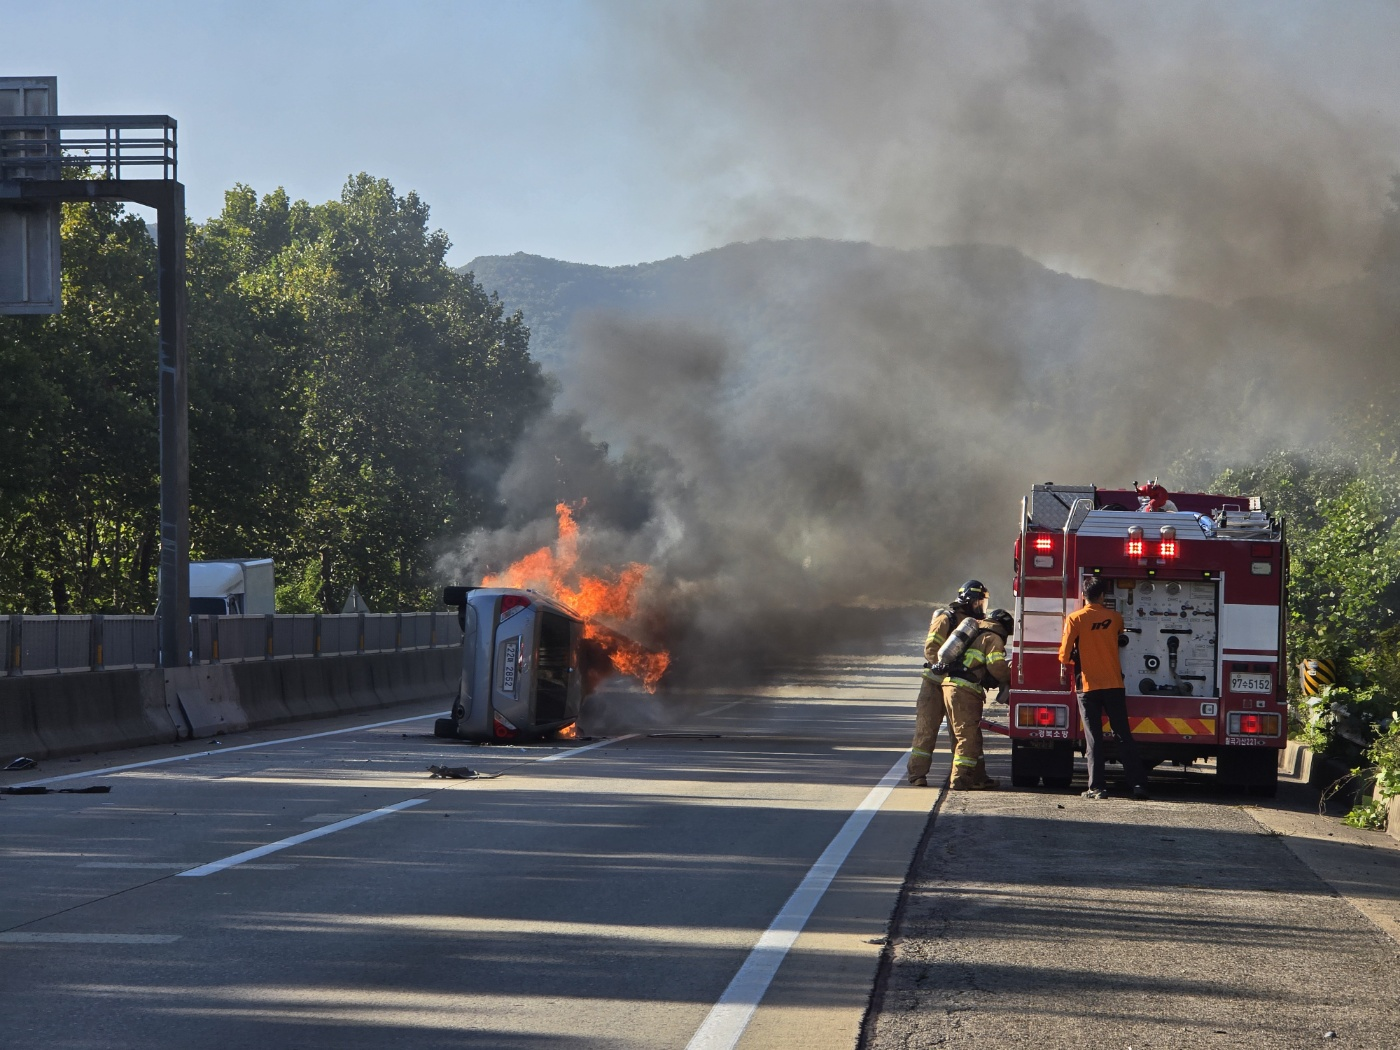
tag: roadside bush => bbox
[1343,715,1400,830]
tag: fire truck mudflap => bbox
[1005,483,1287,795]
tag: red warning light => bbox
[1159,540,1178,558]
[1035,706,1055,726]
[1126,539,1145,557]
[1034,535,1054,551]
[1241,713,1261,734]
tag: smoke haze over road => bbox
[441,2,1400,682]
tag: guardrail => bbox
[3,612,462,675]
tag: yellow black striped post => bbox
[1298,658,1337,696]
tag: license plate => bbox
[1229,672,1272,694]
[502,638,518,692]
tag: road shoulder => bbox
[865,742,1400,1050]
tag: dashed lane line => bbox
[175,799,429,876]
[12,712,444,788]
[536,734,640,762]
[78,861,295,870]
[0,932,181,944]
[172,734,641,875]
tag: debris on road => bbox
[426,765,499,779]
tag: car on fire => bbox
[435,586,586,742]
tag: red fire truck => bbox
[1005,482,1287,795]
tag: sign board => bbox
[0,77,61,314]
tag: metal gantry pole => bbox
[156,181,189,667]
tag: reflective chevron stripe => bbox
[1118,716,1217,736]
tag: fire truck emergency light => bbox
[1033,535,1054,551]
[1126,524,1144,558]
[1158,524,1178,558]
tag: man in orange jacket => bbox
[1059,577,1149,800]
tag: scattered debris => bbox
[4,757,38,771]
[427,765,500,780]
[1,785,111,795]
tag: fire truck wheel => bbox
[1216,745,1278,796]
[1246,767,1279,797]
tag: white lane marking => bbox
[699,701,743,717]
[686,754,908,1050]
[14,712,443,788]
[78,861,295,870]
[0,932,181,944]
[175,799,428,877]
[302,813,358,823]
[536,734,639,763]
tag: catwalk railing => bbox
[2,612,464,675]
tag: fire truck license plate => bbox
[1229,672,1272,694]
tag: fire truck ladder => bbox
[1015,496,1091,686]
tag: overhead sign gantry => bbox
[0,76,189,667]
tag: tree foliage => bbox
[1213,428,1400,753]
[0,175,546,614]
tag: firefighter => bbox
[1059,576,1149,800]
[942,607,1014,790]
[907,580,988,786]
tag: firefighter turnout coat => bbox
[942,623,1011,780]
[908,603,973,784]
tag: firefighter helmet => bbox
[985,608,1014,638]
[957,580,989,606]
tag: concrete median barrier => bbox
[0,648,460,762]
[0,669,180,762]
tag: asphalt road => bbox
[8,646,1400,1050]
[0,646,938,1050]
[866,742,1400,1050]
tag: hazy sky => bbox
[7,1,1400,293]
[3,0,695,268]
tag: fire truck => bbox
[1005,482,1287,795]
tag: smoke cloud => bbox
[440,2,1400,684]
[612,0,1400,303]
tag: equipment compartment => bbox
[1119,578,1218,698]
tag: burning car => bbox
[435,586,586,742]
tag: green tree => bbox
[190,175,546,612]
[0,199,159,612]
[0,175,550,616]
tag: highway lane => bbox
[0,646,937,1049]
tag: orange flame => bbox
[482,503,670,691]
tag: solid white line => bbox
[14,712,442,787]
[0,932,181,944]
[536,734,639,763]
[175,799,428,876]
[686,754,908,1050]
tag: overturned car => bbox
[434,586,585,742]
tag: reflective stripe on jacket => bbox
[944,628,1010,696]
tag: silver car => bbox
[435,587,586,742]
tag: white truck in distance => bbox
[189,559,275,615]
